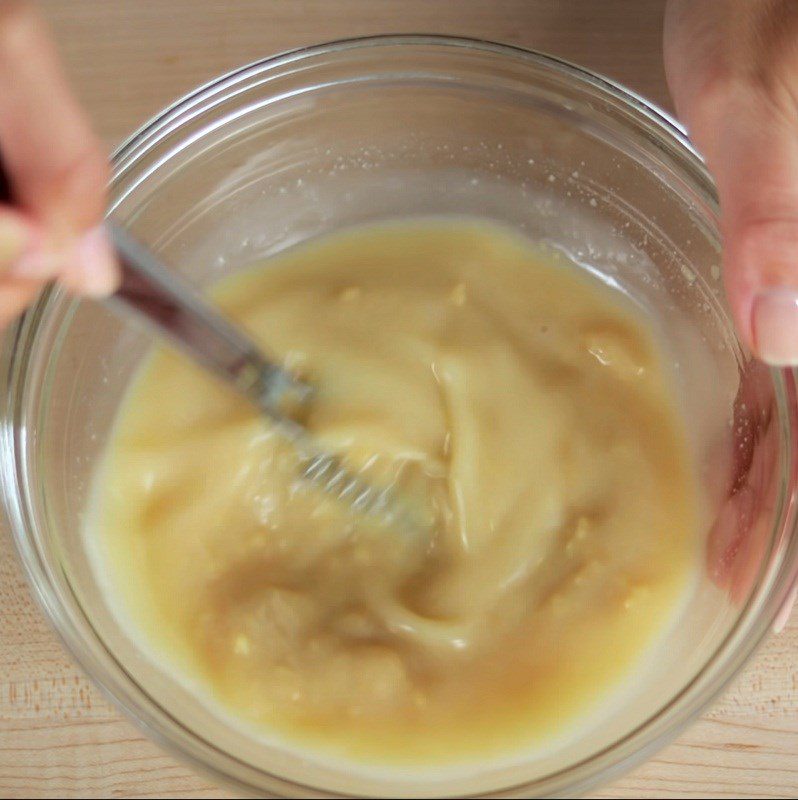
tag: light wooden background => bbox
[1,2,796,798]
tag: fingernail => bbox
[774,583,797,633]
[752,289,798,365]
[74,226,119,297]
[0,216,32,267]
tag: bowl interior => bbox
[5,38,795,798]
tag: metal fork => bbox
[0,156,411,525]
[108,223,414,527]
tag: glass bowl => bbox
[2,35,797,799]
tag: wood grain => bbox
[1,1,796,798]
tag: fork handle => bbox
[107,221,311,416]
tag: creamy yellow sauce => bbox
[93,218,697,764]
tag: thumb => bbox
[702,82,798,366]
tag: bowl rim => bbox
[4,33,797,799]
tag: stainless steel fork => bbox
[0,156,417,527]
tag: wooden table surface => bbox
[1,2,796,798]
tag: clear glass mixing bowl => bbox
[2,35,797,799]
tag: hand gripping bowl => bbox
[2,35,797,799]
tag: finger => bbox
[0,206,36,272]
[705,361,780,603]
[0,2,117,295]
[707,85,798,366]
[0,2,106,230]
[664,1,798,365]
[58,227,120,297]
